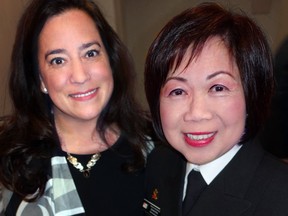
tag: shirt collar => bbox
[185,144,242,185]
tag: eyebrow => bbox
[79,41,101,51]
[206,71,235,80]
[44,41,102,60]
[164,71,235,85]
[164,76,187,84]
[45,49,65,60]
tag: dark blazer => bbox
[143,139,288,216]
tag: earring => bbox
[42,87,48,94]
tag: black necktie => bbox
[182,170,207,215]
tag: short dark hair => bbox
[145,2,274,144]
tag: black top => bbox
[5,135,145,216]
[58,135,145,216]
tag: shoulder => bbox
[242,140,288,187]
[251,153,288,215]
[262,152,288,184]
[147,144,185,165]
[146,144,186,177]
[148,143,184,159]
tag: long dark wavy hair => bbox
[145,2,274,145]
[0,0,151,201]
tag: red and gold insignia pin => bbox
[152,188,159,200]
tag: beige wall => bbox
[0,0,27,115]
[0,0,288,115]
[121,0,287,108]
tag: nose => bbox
[70,60,90,84]
[183,94,213,122]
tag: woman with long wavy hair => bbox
[0,0,152,215]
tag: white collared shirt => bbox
[182,144,242,199]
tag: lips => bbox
[69,88,97,98]
[184,132,216,147]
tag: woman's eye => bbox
[169,89,185,96]
[86,50,99,58]
[210,84,228,92]
[50,58,64,65]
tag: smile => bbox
[69,89,97,98]
[184,132,216,147]
[186,132,216,141]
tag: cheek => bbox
[44,74,67,93]
[159,100,182,132]
[91,62,113,83]
[103,69,114,86]
[160,105,171,132]
[221,95,246,127]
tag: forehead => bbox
[47,9,91,25]
[168,36,236,77]
[40,9,98,37]
[38,9,102,50]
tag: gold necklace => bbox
[67,152,101,178]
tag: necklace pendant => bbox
[83,170,90,178]
[66,152,101,178]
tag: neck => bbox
[54,116,119,154]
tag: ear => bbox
[40,76,48,94]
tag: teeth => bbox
[71,89,96,98]
[187,132,215,141]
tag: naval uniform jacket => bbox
[143,139,288,216]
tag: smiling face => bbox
[38,9,113,124]
[160,37,246,165]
